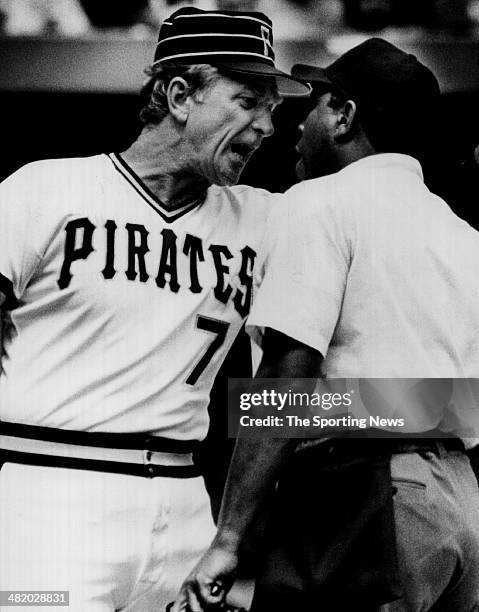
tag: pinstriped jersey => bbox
[0,154,277,439]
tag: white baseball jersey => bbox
[0,153,277,439]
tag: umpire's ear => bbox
[167,77,190,125]
[335,99,358,140]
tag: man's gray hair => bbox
[139,64,219,125]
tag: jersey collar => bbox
[108,152,205,223]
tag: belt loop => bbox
[143,449,156,478]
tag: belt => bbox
[296,435,465,467]
[0,422,201,478]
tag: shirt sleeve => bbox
[0,164,44,309]
[246,178,351,355]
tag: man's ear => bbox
[335,99,357,139]
[167,77,192,124]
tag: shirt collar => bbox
[341,153,423,181]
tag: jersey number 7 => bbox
[186,316,230,385]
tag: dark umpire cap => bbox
[153,6,310,97]
[292,38,440,113]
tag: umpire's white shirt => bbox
[247,154,479,440]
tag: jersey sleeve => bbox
[0,164,45,309]
[246,178,351,355]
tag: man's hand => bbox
[171,545,238,612]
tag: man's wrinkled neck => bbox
[121,121,210,209]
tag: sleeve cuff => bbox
[246,313,329,358]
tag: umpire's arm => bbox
[172,329,322,612]
[216,329,322,549]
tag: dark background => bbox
[2,89,479,218]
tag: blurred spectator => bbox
[0,0,91,36]
[0,0,475,40]
[255,0,343,39]
[469,0,479,25]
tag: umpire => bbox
[173,39,479,612]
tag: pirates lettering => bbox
[57,219,257,317]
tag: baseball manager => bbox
[0,6,308,611]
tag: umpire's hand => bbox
[170,545,238,612]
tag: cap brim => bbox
[291,64,334,88]
[215,61,312,97]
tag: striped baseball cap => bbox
[153,6,310,97]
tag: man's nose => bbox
[252,108,275,138]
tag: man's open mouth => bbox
[230,143,255,161]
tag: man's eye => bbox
[240,97,258,109]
